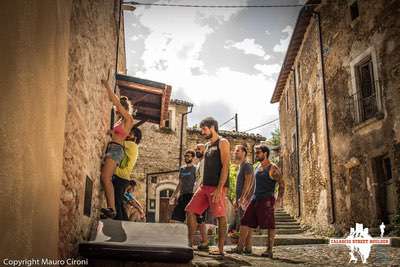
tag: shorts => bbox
[171,193,193,222]
[185,186,227,218]
[105,142,125,165]
[241,196,275,229]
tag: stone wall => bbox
[0,0,72,259]
[279,0,400,234]
[59,0,126,258]
[131,102,190,220]
[186,128,266,164]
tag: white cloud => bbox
[254,64,281,76]
[273,25,293,53]
[128,0,279,136]
[224,38,271,62]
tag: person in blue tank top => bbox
[228,144,284,258]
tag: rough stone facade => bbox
[59,0,126,258]
[277,0,400,234]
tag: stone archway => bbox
[155,182,177,223]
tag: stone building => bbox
[0,0,149,259]
[271,0,400,234]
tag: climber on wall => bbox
[100,75,134,219]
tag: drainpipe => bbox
[292,68,301,218]
[178,105,193,167]
[313,11,335,224]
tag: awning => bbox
[116,74,172,127]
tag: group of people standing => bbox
[169,117,285,258]
[98,77,285,258]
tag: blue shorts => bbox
[105,142,125,165]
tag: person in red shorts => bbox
[185,117,230,257]
[229,144,284,258]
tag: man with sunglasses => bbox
[169,150,197,223]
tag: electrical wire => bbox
[219,116,235,128]
[243,118,279,132]
[125,1,318,8]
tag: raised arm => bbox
[101,78,134,124]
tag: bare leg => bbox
[101,157,117,210]
[217,216,227,254]
[245,228,253,251]
[187,212,198,247]
[199,223,208,245]
[237,225,250,250]
[267,229,276,252]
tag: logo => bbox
[329,223,390,264]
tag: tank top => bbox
[202,138,229,187]
[253,164,276,200]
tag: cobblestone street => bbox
[192,245,400,267]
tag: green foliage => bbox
[270,127,280,146]
[228,164,238,202]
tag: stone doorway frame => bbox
[155,182,177,222]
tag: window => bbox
[164,107,176,131]
[350,1,359,21]
[295,63,301,89]
[151,176,158,184]
[355,57,378,121]
[350,48,382,125]
[160,189,174,198]
[286,90,289,111]
[149,199,156,210]
[291,132,296,153]
[83,176,93,217]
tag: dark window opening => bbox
[356,57,378,122]
[160,189,173,198]
[350,1,359,21]
[151,176,158,184]
[373,155,392,224]
[83,176,93,217]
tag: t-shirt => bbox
[114,141,138,180]
[236,161,254,200]
[194,159,204,192]
[179,165,197,195]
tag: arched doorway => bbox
[156,183,176,223]
[159,189,174,223]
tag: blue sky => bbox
[124,0,303,137]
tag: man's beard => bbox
[256,156,265,162]
[204,132,213,139]
[185,159,192,164]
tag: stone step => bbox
[274,218,297,223]
[258,229,304,235]
[274,224,302,229]
[274,215,293,219]
[251,235,328,246]
[275,221,300,226]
